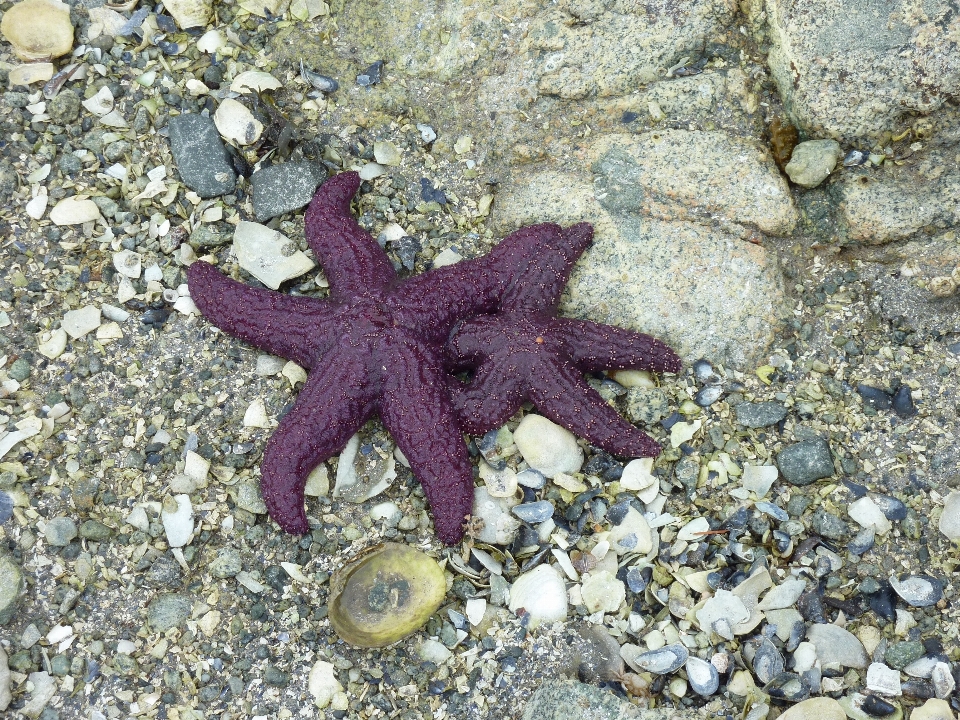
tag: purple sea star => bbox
[187,171,680,544]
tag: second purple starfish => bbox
[187,172,679,544]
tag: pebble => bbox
[806,623,869,668]
[417,123,437,143]
[233,221,316,289]
[512,500,554,523]
[21,671,57,718]
[811,508,848,539]
[858,383,893,410]
[889,575,943,607]
[61,306,102,339]
[580,571,625,614]
[784,139,841,188]
[147,593,193,632]
[161,494,194,547]
[513,414,583,477]
[847,525,876,554]
[49,196,102,226]
[777,438,834,485]
[0,555,23,625]
[167,113,236,197]
[0,0,74,61]
[516,468,546,489]
[480,461,518,497]
[508,564,567,628]
[417,638,452,664]
[938,490,960,540]
[697,589,749,640]
[686,656,720,696]
[44,516,77,546]
[735,401,788,428]
[890,385,917,420]
[778,697,846,720]
[251,161,326,221]
[0,646,10,711]
[757,577,806,610]
[209,548,242,578]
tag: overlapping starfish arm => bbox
[377,330,476,545]
[303,171,397,302]
[260,342,377,533]
[528,353,663,458]
[187,261,341,370]
[557,319,682,375]
[495,222,593,311]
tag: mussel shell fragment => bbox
[329,543,446,647]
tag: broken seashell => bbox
[0,0,74,61]
[160,0,212,29]
[230,70,283,94]
[213,98,264,146]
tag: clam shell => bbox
[329,543,446,647]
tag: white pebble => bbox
[37,328,68,359]
[471,487,520,545]
[143,263,163,283]
[417,638,452,664]
[125,506,149,532]
[620,457,660,503]
[513,414,583,477]
[938,490,960,540]
[308,660,344,709]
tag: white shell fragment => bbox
[49,197,102,226]
[37,328,68,359]
[580,570,625,614]
[230,70,283,94]
[866,662,902,696]
[161,0,212,29]
[61,306,102,339]
[308,660,344,710]
[196,29,225,53]
[508,564,567,628]
[82,86,115,116]
[25,192,48,220]
[848,496,892,534]
[113,249,142,279]
[233,221,316,290]
[9,62,55,85]
[939,490,960,540]
[214,98,264,145]
[242,398,272,428]
[161,494,194,547]
[619,457,660,503]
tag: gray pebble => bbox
[167,113,237,198]
[777,438,834,485]
[78,520,112,541]
[811,508,848,540]
[735,401,788,428]
[251,161,327,221]
[147,593,193,632]
[48,90,81,124]
[885,641,924,670]
[209,548,243,578]
[0,554,24,624]
[512,501,554,524]
[44,517,78,546]
[8,358,31,381]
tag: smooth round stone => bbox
[686,656,720,696]
[695,385,722,407]
[628,643,688,674]
[78,520,112,541]
[692,359,719,384]
[511,500,555,524]
[508,564,567,628]
[784,140,841,188]
[885,641,924,670]
[889,575,943,607]
[0,490,12,525]
[938,491,960,540]
[146,593,192,632]
[777,696,843,720]
[513,414,583,477]
[44,517,77,546]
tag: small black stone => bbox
[857,384,893,410]
[866,581,897,621]
[891,384,917,417]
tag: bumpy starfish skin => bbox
[447,213,681,456]
[188,171,681,543]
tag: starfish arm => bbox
[557,318,683,374]
[187,261,340,369]
[304,171,397,302]
[449,355,528,435]
[260,344,377,533]
[528,355,663,458]
[495,222,593,311]
[378,332,475,545]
